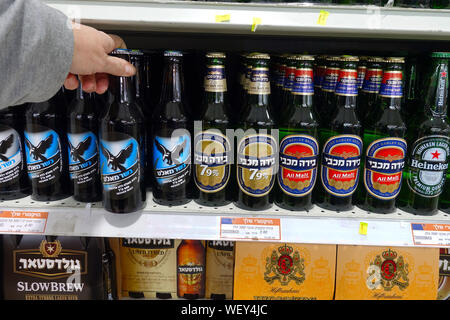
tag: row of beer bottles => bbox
[0,50,448,216]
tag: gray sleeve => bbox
[0,0,74,109]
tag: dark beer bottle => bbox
[151,51,192,206]
[99,49,146,213]
[235,53,277,211]
[319,56,340,126]
[275,55,319,211]
[67,81,102,203]
[403,57,420,120]
[177,239,206,299]
[314,55,327,108]
[397,52,450,215]
[314,56,362,212]
[280,55,297,113]
[0,105,30,199]
[358,56,384,126]
[194,53,232,207]
[357,56,367,93]
[357,57,407,214]
[25,89,71,201]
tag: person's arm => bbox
[0,0,135,109]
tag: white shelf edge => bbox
[44,0,450,40]
[0,193,448,248]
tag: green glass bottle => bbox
[235,53,277,211]
[314,55,327,112]
[431,0,450,8]
[397,52,450,216]
[319,56,340,127]
[357,57,407,214]
[403,57,420,120]
[194,53,232,207]
[314,55,362,212]
[280,55,297,113]
[275,55,319,211]
[358,56,384,127]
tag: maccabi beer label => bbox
[67,131,98,186]
[362,68,383,93]
[194,131,231,193]
[100,136,141,199]
[406,135,450,197]
[283,64,296,92]
[278,135,318,197]
[292,68,314,95]
[204,65,227,93]
[0,125,23,186]
[25,128,62,186]
[321,66,340,92]
[321,135,362,197]
[364,138,407,200]
[335,69,358,96]
[379,70,403,98]
[237,134,277,197]
[357,64,367,89]
[248,67,271,95]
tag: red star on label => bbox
[441,71,447,78]
[431,150,441,159]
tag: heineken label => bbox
[291,68,314,95]
[379,70,403,98]
[204,65,227,93]
[237,134,277,197]
[283,65,296,91]
[321,135,362,197]
[361,68,383,93]
[314,65,326,89]
[431,68,448,115]
[248,68,271,95]
[321,67,340,92]
[194,130,231,193]
[407,135,450,197]
[335,69,358,96]
[364,138,407,200]
[357,65,367,89]
[278,134,319,197]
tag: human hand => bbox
[64,22,136,94]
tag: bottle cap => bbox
[384,57,405,63]
[326,55,341,62]
[293,54,315,61]
[339,55,359,62]
[164,50,183,57]
[366,56,385,63]
[206,52,226,58]
[247,52,271,60]
[430,52,450,58]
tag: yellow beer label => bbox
[237,134,277,197]
[205,241,235,299]
[247,67,271,95]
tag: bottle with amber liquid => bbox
[176,239,206,299]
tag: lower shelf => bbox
[0,192,448,248]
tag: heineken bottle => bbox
[357,57,407,214]
[194,53,233,206]
[275,55,319,211]
[314,56,362,212]
[235,53,277,211]
[397,52,450,216]
[358,56,384,126]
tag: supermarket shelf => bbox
[44,0,450,40]
[0,192,448,247]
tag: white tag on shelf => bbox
[0,210,48,234]
[411,223,450,247]
[219,217,281,241]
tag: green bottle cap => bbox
[430,52,450,58]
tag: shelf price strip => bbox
[411,223,450,247]
[219,217,281,241]
[0,210,48,234]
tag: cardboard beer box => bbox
[335,245,439,300]
[233,242,337,300]
[438,248,450,300]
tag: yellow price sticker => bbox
[317,10,330,26]
[215,14,231,23]
[251,17,262,32]
[359,222,368,235]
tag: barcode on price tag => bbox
[219,217,281,241]
[0,211,48,234]
[411,223,450,247]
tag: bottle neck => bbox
[110,75,135,104]
[426,59,449,117]
[160,58,184,104]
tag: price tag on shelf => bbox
[317,10,330,26]
[411,223,450,247]
[0,210,48,234]
[359,222,368,235]
[215,14,231,23]
[219,217,281,241]
[251,17,262,32]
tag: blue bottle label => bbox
[321,135,362,197]
[100,136,141,198]
[321,67,340,92]
[24,128,62,185]
[0,125,23,185]
[379,71,403,98]
[278,135,319,197]
[291,68,314,95]
[364,137,407,200]
[153,134,191,189]
[361,68,383,93]
[335,69,358,96]
[68,131,99,186]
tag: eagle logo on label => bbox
[264,244,305,286]
[366,249,409,291]
[364,138,407,200]
[278,135,318,197]
[321,135,362,197]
